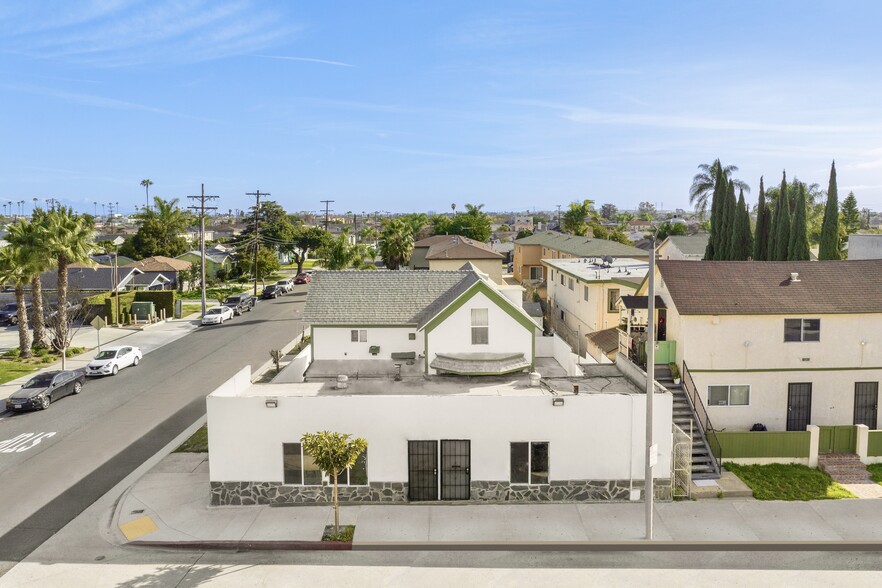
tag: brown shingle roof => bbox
[424,235,503,260]
[585,327,620,354]
[657,260,882,315]
[125,256,192,272]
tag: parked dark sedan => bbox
[261,285,282,300]
[0,302,28,326]
[5,370,85,412]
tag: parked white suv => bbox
[276,279,294,293]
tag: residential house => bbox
[125,256,192,291]
[542,257,648,361]
[511,215,534,232]
[657,234,710,261]
[626,219,653,233]
[37,264,144,294]
[177,248,233,278]
[408,235,506,284]
[513,231,648,284]
[204,268,673,507]
[626,260,882,433]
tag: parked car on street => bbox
[0,302,28,326]
[202,305,234,325]
[276,279,294,293]
[294,273,311,285]
[222,293,254,316]
[6,370,85,411]
[261,285,282,300]
[85,345,142,376]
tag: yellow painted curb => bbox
[120,515,159,541]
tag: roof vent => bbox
[790,272,800,283]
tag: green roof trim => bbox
[422,279,537,335]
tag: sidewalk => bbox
[113,453,882,547]
[0,318,201,402]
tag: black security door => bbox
[440,440,471,500]
[407,441,438,501]
[854,382,879,429]
[787,383,812,431]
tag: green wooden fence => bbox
[868,431,882,457]
[714,431,811,459]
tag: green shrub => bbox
[3,348,21,359]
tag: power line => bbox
[320,199,334,231]
[246,190,270,297]
[187,184,219,317]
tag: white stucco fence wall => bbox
[274,345,312,383]
[207,384,672,486]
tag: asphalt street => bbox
[0,287,307,562]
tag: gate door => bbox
[855,382,879,429]
[440,440,471,500]
[408,441,438,501]
[787,383,812,432]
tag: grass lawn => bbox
[174,425,208,453]
[181,302,204,317]
[0,360,39,385]
[868,464,882,484]
[725,462,857,500]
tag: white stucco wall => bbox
[207,389,673,484]
[426,290,534,374]
[312,327,422,360]
[546,269,637,337]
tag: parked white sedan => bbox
[201,305,235,325]
[85,345,142,377]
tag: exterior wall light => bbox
[552,398,565,407]
[265,398,278,408]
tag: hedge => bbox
[134,290,175,318]
[104,291,136,323]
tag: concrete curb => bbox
[129,539,352,551]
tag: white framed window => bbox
[784,319,820,342]
[567,277,574,291]
[282,443,323,485]
[471,308,489,345]
[510,441,549,484]
[707,385,750,406]
[560,274,565,285]
[607,288,620,312]
[583,285,590,301]
[530,266,544,281]
[351,329,367,342]
[337,450,369,485]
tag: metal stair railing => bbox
[681,361,722,474]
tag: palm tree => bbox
[378,219,415,270]
[464,203,485,217]
[6,216,52,348]
[689,160,750,219]
[140,179,154,210]
[561,199,597,236]
[0,246,33,358]
[43,208,94,365]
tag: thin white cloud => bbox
[252,54,353,67]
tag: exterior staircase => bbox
[655,365,721,480]
[818,453,874,484]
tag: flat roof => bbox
[541,257,648,283]
[233,364,651,399]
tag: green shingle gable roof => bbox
[515,231,647,257]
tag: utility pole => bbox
[188,184,219,317]
[246,190,270,297]
[645,235,656,540]
[556,204,562,230]
[107,202,115,233]
[320,199,334,231]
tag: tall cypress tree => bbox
[718,179,736,260]
[728,188,752,260]
[753,177,769,260]
[818,161,841,260]
[773,172,791,261]
[788,182,810,261]
[704,174,725,260]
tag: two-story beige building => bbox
[632,260,882,432]
[543,257,647,361]
[409,235,505,284]
[513,232,648,284]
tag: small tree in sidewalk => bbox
[300,431,367,536]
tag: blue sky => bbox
[2,1,882,216]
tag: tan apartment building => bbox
[513,232,648,284]
[408,235,506,284]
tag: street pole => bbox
[645,235,656,540]
[246,190,270,297]
[188,185,219,317]
[320,200,334,231]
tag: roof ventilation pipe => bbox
[790,272,800,282]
